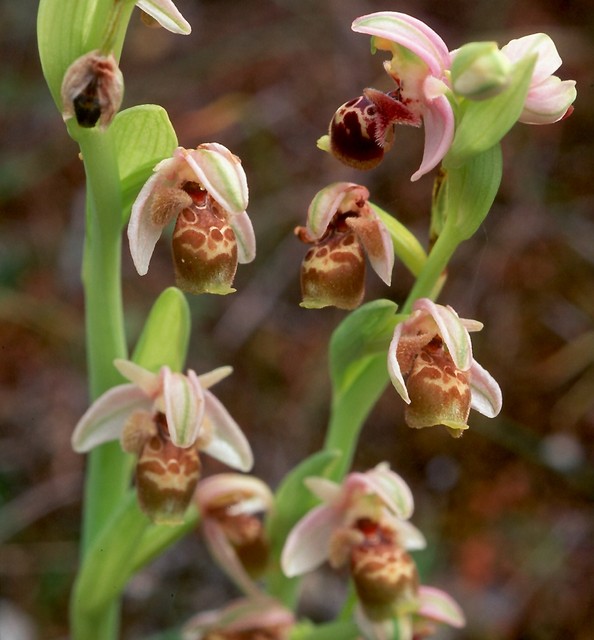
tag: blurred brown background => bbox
[1,0,593,638]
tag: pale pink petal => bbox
[418,586,466,627]
[163,367,205,447]
[202,519,260,595]
[387,321,410,403]
[201,390,253,471]
[307,183,369,240]
[114,359,161,397]
[182,144,248,215]
[128,166,171,275]
[136,0,191,35]
[197,366,233,390]
[352,12,450,75]
[347,215,394,285]
[196,474,273,514]
[411,91,454,181]
[501,33,561,84]
[303,476,342,505]
[364,463,414,519]
[229,211,256,264]
[521,76,576,124]
[386,516,427,550]
[414,299,472,370]
[71,384,151,452]
[281,504,341,577]
[469,360,503,417]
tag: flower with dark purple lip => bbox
[347,12,455,181]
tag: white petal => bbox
[501,33,561,84]
[280,505,341,577]
[196,473,273,514]
[201,391,253,471]
[306,183,368,240]
[364,463,415,519]
[418,585,466,627]
[136,0,192,35]
[229,211,256,264]
[470,360,502,417]
[387,321,411,403]
[114,359,161,397]
[521,76,576,124]
[163,368,205,447]
[71,384,150,452]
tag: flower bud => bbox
[451,42,512,100]
[60,51,123,129]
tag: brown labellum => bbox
[404,337,471,436]
[136,413,202,524]
[299,229,365,310]
[172,197,238,295]
[328,88,419,170]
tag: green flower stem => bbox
[401,224,461,315]
[77,124,130,552]
[72,124,130,640]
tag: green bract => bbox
[111,105,178,223]
[451,41,512,100]
[445,53,536,166]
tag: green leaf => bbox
[445,53,536,166]
[72,491,150,619]
[330,299,399,395]
[440,143,503,241]
[111,104,178,224]
[132,287,191,373]
[370,203,427,277]
[265,450,341,606]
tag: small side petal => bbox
[163,368,205,447]
[183,144,248,215]
[303,476,342,505]
[201,391,253,471]
[196,473,273,513]
[414,299,472,370]
[72,384,150,452]
[229,211,256,264]
[469,360,502,417]
[281,505,341,577]
[197,365,233,390]
[411,90,454,181]
[417,586,466,627]
[307,183,368,240]
[136,0,192,35]
[388,322,411,403]
[114,359,161,397]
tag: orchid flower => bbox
[196,473,274,595]
[282,463,426,624]
[337,12,454,181]
[136,0,192,35]
[501,33,577,124]
[72,359,253,523]
[128,143,256,295]
[388,298,502,437]
[281,463,424,578]
[182,596,295,640]
[295,182,394,309]
[355,585,466,640]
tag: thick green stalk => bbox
[72,125,129,640]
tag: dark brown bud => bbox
[61,51,124,129]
